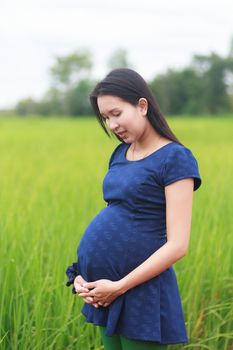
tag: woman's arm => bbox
[80,178,194,304]
[118,177,194,294]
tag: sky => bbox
[0,0,233,109]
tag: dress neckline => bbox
[123,142,175,163]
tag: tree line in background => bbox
[15,40,233,117]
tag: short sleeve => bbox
[162,146,202,191]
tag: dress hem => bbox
[81,310,189,345]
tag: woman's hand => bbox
[79,279,123,307]
[74,275,100,308]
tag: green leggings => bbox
[99,326,168,350]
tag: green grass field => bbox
[0,116,232,350]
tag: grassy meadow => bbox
[0,115,232,350]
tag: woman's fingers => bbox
[84,297,94,302]
[74,275,89,290]
[98,301,110,307]
[83,297,99,308]
[74,285,88,293]
[73,275,103,308]
[82,295,110,308]
[74,284,89,293]
[74,276,90,293]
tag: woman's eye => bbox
[101,112,121,121]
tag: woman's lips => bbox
[117,131,127,137]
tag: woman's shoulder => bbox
[108,142,125,169]
[161,141,202,191]
[165,141,198,160]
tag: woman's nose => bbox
[107,119,120,131]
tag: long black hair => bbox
[90,68,183,145]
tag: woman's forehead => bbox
[97,95,125,113]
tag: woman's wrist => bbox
[117,276,131,295]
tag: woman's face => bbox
[97,95,149,143]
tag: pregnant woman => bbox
[65,68,202,350]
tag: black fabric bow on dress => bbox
[65,262,79,294]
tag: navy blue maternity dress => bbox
[72,141,202,344]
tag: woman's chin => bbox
[121,133,131,141]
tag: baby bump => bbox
[77,205,132,281]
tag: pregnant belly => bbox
[77,204,167,282]
[77,205,132,281]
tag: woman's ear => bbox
[138,98,148,116]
